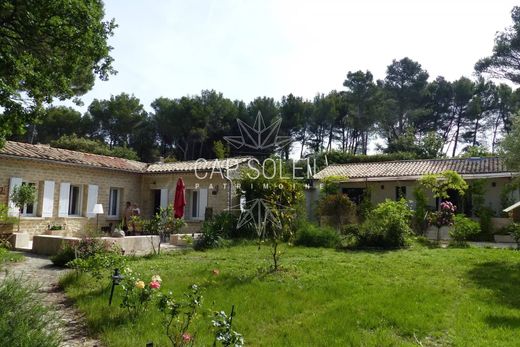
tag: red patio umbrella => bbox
[173,177,186,219]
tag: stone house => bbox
[0,141,249,238]
[312,157,520,219]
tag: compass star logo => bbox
[230,198,291,238]
[223,111,291,151]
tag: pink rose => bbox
[182,333,192,342]
[149,281,161,289]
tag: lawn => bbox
[0,247,23,265]
[61,243,520,346]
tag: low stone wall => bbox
[491,217,513,230]
[32,234,161,256]
[32,235,79,255]
[181,221,204,234]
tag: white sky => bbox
[65,0,518,113]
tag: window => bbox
[342,188,366,204]
[108,188,121,217]
[191,190,199,218]
[186,189,208,220]
[395,186,407,200]
[21,182,36,216]
[68,185,82,216]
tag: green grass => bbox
[0,247,24,264]
[61,243,520,346]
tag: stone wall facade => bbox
[0,157,141,238]
[0,157,238,238]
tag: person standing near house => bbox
[123,201,132,233]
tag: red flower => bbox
[149,281,161,289]
[182,333,192,342]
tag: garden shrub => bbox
[50,242,76,266]
[449,215,480,245]
[294,223,340,248]
[357,199,413,248]
[502,223,520,248]
[65,237,125,279]
[343,223,360,237]
[0,276,61,347]
[474,206,494,241]
[317,193,357,229]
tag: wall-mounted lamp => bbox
[381,185,385,190]
[492,182,497,187]
[212,184,219,195]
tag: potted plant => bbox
[10,184,36,233]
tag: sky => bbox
[65,0,519,113]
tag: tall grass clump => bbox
[0,276,61,346]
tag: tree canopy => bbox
[0,0,116,147]
[476,6,520,83]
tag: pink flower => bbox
[182,333,192,342]
[149,281,161,289]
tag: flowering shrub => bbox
[428,201,456,241]
[120,269,162,319]
[429,201,456,228]
[157,284,202,347]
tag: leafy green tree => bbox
[418,170,468,200]
[51,134,139,161]
[33,106,84,144]
[280,94,307,159]
[500,113,520,171]
[10,184,36,232]
[239,164,304,271]
[87,93,147,148]
[380,58,429,142]
[213,140,229,159]
[342,70,378,154]
[0,0,116,147]
[476,6,520,83]
[450,77,475,157]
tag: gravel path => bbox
[1,253,101,347]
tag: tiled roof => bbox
[313,157,513,180]
[146,157,252,173]
[0,141,251,174]
[0,141,147,172]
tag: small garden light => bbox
[109,268,124,306]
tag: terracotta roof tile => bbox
[313,157,513,180]
[0,141,147,172]
[0,141,252,174]
[146,157,252,173]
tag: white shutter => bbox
[8,177,22,217]
[199,188,208,220]
[86,185,99,218]
[58,182,71,217]
[41,180,55,217]
[160,188,168,209]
